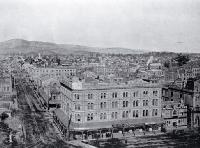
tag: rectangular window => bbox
[115,112,118,119]
[88,103,94,110]
[100,113,107,120]
[143,110,145,116]
[101,93,106,99]
[104,102,106,108]
[100,102,103,109]
[171,92,173,97]
[146,110,148,116]
[123,92,128,97]
[152,99,158,106]
[87,113,93,121]
[111,112,114,119]
[133,100,139,107]
[146,100,148,106]
[155,99,158,106]
[143,100,148,106]
[136,110,139,117]
[75,114,81,122]
[100,102,106,109]
[143,110,148,117]
[100,113,103,120]
[133,110,139,118]
[143,100,145,106]
[88,94,93,99]
[153,90,158,96]
[104,113,107,119]
[133,101,135,107]
[112,102,115,108]
[143,91,148,96]
[112,92,117,98]
[123,101,128,107]
[75,104,80,110]
[112,101,118,108]
[115,101,118,108]
[155,109,158,116]
[122,111,129,118]
[74,94,80,99]
[133,91,138,97]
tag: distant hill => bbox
[0,39,146,55]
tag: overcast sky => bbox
[0,0,200,53]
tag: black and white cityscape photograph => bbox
[0,0,200,147]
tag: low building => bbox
[184,78,200,128]
[162,84,188,131]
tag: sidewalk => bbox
[84,131,165,142]
[67,140,97,148]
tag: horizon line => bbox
[0,38,199,54]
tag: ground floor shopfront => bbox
[52,109,164,141]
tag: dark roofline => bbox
[162,86,193,94]
[60,82,73,91]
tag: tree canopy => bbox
[174,54,190,66]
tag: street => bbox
[15,77,70,147]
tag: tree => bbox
[174,54,190,66]
[1,112,9,121]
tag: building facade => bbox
[54,78,163,137]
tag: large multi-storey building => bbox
[0,72,12,96]
[30,66,76,78]
[53,77,163,137]
[0,67,14,114]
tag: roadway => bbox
[15,76,69,147]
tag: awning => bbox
[53,109,69,128]
[112,117,164,128]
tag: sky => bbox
[0,0,200,53]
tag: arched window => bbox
[133,101,135,107]
[136,100,139,106]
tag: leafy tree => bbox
[174,54,190,66]
[1,112,9,121]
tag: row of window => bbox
[163,91,183,98]
[75,99,159,110]
[35,69,75,73]
[75,109,159,122]
[165,118,186,127]
[74,90,159,100]
[2,87,10,92]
